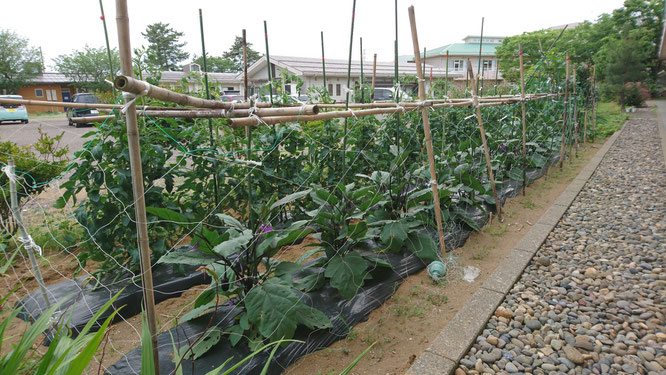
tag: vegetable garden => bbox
[0,2,603,375]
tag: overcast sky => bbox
[2,0,626,71]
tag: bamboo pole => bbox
[263,21,274,106]
[572,66,579,157]
[321,31,327,92]
[7,160,50,309]
[408,5,447,257]
[559,53,570,170]
[98,0,116,98]
[591,64,597,142]
[114,75,263,109]
[520,44,527,196]
[477,17,484,94]
[360,37,364,103]
[342,0,357,169]
[445,50,449,96]
[243,29,254,230]
[199,8,219,206]
[114,0,159,371]
[371,53,377,101]
[583,62,590,144]
[467,59,501,219]
[394,0,401,155]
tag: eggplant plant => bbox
[152,190,332,353]
[298,183,389,300]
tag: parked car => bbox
[373,87,410,102]
[67,93,100,127]
[0,95,29,124]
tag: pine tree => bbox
[142,22,189,71]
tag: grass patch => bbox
[483,223,508,237]
[595,101,629,138]
[520,199,537,209]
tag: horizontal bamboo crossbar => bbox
[114,75,269,110]
[98,105,319,119]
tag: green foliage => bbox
[222,36,262,72]
[192,54,236,73]
[0,289,121,375]
[595,101,629,137]
[0,130,69,237]
[53,46,120,92]
[142,22,189,71]
[0,29,42,93]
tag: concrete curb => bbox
[406,129,624,375]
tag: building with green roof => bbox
[411,35,506,87]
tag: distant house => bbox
[17,73,79,113]
[158,63,243,94]
[244,55,459,101]
[415,35,506,87]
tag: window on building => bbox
[336,84,341,96]
[35,88,44,98]
[483,59,494,71]
[328,83,333,94]
[285,84,291,94]
[45,89,58,101]
[452,59,464,71]
[227,87,234,91]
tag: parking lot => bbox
[0,115,92,157]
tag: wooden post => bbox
[519,44,527,196]
[559,53,570,170]
[114,0,160,372]
[371,53,377,100]
[476,17,484,94]
[591,64,597,142]
[243,30,253,229]
[466,60,501,218]
[408,6,447,256]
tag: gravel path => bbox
[456,112,666,375]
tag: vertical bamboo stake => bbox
[394,0,401,154]
[98,0,116,98]
[114,1,160,371]
[476,17,484,94]
[342,0,357,168]
[591,64,597,142]
[467,60,501,219]
[494,59,500,96]
[408,6,447,256]
[583,62,590,144]
[199,9,219,204]
[7,160,50,309]
[371,53,377,100]
[321,31,327,92]
[360,37,364,103]
[445,50,449,96]
[264,21,273,105]
[559,53,570,170]
[429,67,433,98]
[519,44,527,196]
[572,66,579,157]
[243,30,253,229]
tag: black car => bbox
[67,93,100,127]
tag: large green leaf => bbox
[156,251,214,266]
[216,214,246,231]
[269,189,311,210]
[211,229,252,257]
[245,278,331,342]
[146,206,187,223]
[324,253,369,300]
[405,232,438,261]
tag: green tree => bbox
[599,32,650,109]
[192,54,236,73]
[142,22,189,71]
[53,46,120,91]
[222,36,261,72]
[0,29,42,94]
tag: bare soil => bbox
[0,140,605,374]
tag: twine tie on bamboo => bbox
[1,165,16,183]
[343,86,354,96]
[18,235,42,256]
[250,114,269,127]
[121,83,150,114]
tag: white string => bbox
[120,82,151,114]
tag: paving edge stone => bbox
[406,128,624,375]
